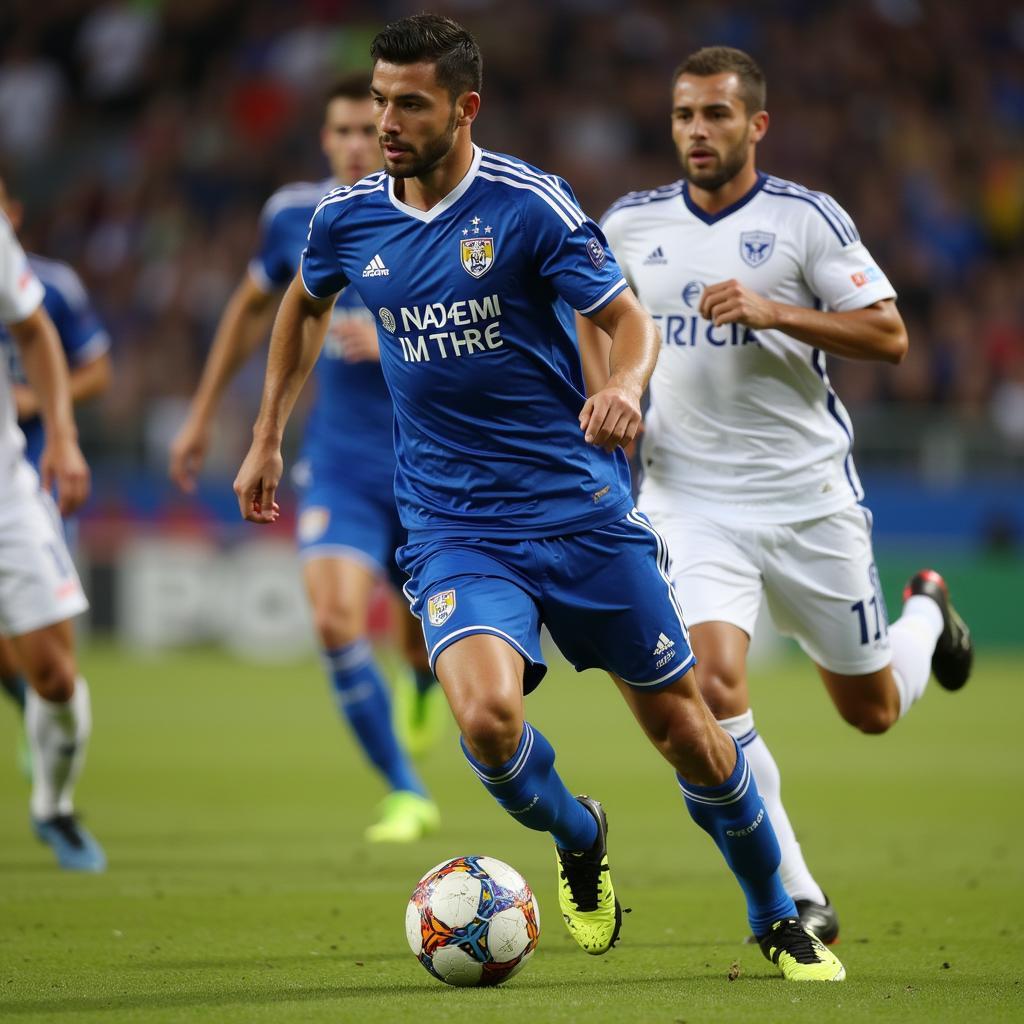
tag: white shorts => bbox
[639,480,891,675]
[0,462,89,636]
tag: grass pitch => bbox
[0,641,1021,1023]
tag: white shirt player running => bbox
[600,173,895,524]
[0,212,45,487]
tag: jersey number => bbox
[850,564,889,645]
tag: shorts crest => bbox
[427,588,457,627]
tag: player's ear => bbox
[750,110,769,144]
[456,91,481,127]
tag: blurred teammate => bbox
[234,15,845,981]
[0,209,104,871]
[169,75,442,843]
[582,46,973,943]
[0,173,111,775]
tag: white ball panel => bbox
[486,907,529,962]
[432,944,483,986]
[418,859,456,885]
[477,856,526,892]
[405,901,423,955]
[430,871,482,928]
[502,947,534,982]
[531,893,540,932]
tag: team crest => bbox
[427,589,457,627]
[740,230,775,267]
[460,237,495,278]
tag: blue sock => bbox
[461,722,597,851]
[0,675,26,712]
[678,738,796,936]
[324,641,426,797]
[413,668,435,696]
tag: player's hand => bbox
[233,440,282,524]
[13,383,39,420]
[700,279,779,329]
[579,383,642,453]
[334,318,381,363]
[39,433,90,517]
[169,415,210,494]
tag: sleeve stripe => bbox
[761,185,854,245]
[763,177,858,244]
[577,277,627,315]
[476,170,583,230]
[600,183,683,224]
[311,177,386,219]
[480,154,585,227]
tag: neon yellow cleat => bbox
[393,673,447,757]
[556,796,623,955]
[364,791,440,844]
[758,918,846,981]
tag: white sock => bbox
[889,595,944,718]
[26,677,92,820]
[719,709,827,906]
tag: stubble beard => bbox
[382,108,459,180]
[681,135,749,193]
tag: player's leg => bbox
[12,618,104,871]
[545,512,844,980]
[392,596,446,756]
[0,633,31,778]
[641,484,834,933]
[302,553,437,842]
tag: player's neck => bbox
[394,135,475,212]
[686,164,760,216]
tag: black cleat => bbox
[795,895,840,945]
[903,569,973,691]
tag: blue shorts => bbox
[294,457,406,590]
[398,509,696,694]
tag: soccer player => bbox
[234,15,846,981]
[169,75,442,843]
[582,46,974,943]
[0,210,104,871]
[0,173,111,772]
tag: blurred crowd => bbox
[2,0,1023,477]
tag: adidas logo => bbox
[643,246,668,265]
[652,632,674,656]
[362,254,390,278]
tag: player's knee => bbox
[840,699,898,735]
[312,600,364,650]
[27,653,77,703]
[697,665,745,719]
[459,705,522,766]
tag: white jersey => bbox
[0,214,44,485]
[601,173,896,524]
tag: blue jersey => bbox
[0,254,110,467]
[250,180,395,496]
[300,145,633,541]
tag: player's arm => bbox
[576,311,613,396]
[14,350,112,419]
[8,305,89,515]
[169,274,277,492]
[233,275,336,523]
[578,289,659,452]
[699,282,907,364]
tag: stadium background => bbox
[0,0,1021,655]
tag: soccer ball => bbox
[406,855,540,986]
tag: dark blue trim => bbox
[810,345,861,501]
[681,172,767,225]
[761,185,854,245]
[601,183,684,224]
[764,176,858,242]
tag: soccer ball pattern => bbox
[406,855,540,986]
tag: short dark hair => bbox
[326,73,371,105]
[370,14,482,99]
[673,46,766,114]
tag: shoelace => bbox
[49,815,86,850]
[771,923,823,964]
[558,851,606,912]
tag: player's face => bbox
[321,97,381,186]
[371,61,462,179]
[671,72,763,192]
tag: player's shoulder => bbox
[476,148,587,228]
[27,253,89,307]
[600,181,685,227]
[310,171,389,224]
[758,174,859,244]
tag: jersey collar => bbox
[387,144,482,223]
[681,171,767,225]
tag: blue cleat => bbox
[32,814,107,872]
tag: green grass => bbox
[0,642,1021,1023]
